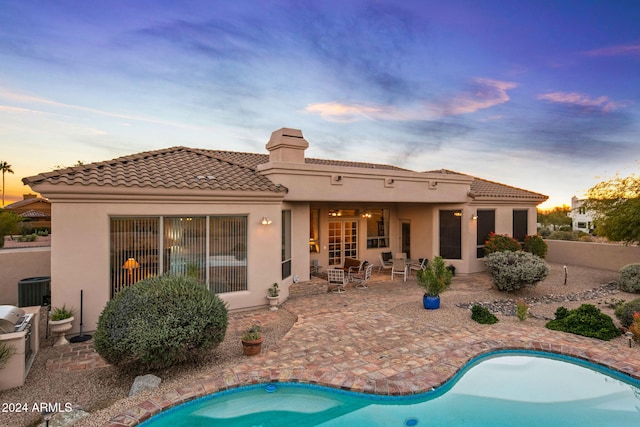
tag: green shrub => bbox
[547,230,590,241]
[483,251,549,292]
[516,300,528,321]
[617,264,640,293]
[614,297,640,328]
[0,341,16,370]
[538,228,551,238]
[523,235,547,258]
[483,233,521,256]
[471,305,498,324]
[546,304,621,341]
[17,233,37,242]
[94,275,228,370]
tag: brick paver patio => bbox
[52,272,639,426]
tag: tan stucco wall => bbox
[546,240,640,271]
[50,200,284,334]
[0,247,51,306]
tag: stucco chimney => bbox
[266,128,309,163]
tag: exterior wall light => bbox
[261,217,272,225]
[472,214,478,220]
[453,211,463,217]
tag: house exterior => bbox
[3,194,52,230]
[23,128,547,333]
[569,196,594,233]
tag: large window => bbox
[110,217,160,297]
[513,210,528,242]
[163,217,206,282]
[209,216,247,294]
[282,210,292,279]
[439,210,462,259]
[110,215,247,297]
[476,210,495,258]
[365,209,389,248]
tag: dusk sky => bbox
[1,0,639,208]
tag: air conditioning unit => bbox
[18,277,51,307]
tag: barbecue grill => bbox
[0,305,34,334]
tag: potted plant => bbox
[49,305,74,346]
[241,324,263,356]
[266,283,279,311]
[416,256,452,309]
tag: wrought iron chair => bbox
[410,258,428,272]
[327,268,348,293]
[353,263,373,289]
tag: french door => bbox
[328,220,358,266]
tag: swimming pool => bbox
[141,350,640,426]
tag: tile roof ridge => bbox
[188,147,271,172]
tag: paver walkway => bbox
[81,273,639,426]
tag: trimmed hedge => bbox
[483,251,549,292]
[94,275,228,370]
[617,263,640,293]
[546,304,621,341]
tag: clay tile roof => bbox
[3,197,50,209]
[425,169,548,201]
[19,209,50,218]
[23,147,286,193]
[196,149,408,171]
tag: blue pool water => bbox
[141,351,640,426]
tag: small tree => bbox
[583,172,640,244]
[0,161,14,207]
[416,256,452,296]
[0,211,21,248]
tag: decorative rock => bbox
[38,407,89,427]
[457,282,620,317]
[129,374,162,397]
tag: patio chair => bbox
[344,258,365,282]
[410,258,428,272]
[352,263,373,289]
[391,258,408,281]
[327,268,348,293]
[378,252,393,273]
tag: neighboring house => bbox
[569,196,594,233]
[23,128,547,333]
[2,194,51,230]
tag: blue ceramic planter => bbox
[423,295,440,309]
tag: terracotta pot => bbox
[241,337,263,356]
[49,317,74,346]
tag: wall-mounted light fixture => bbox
[261,217,272,225]
[472,214,478,220]
[453,211,463,217]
